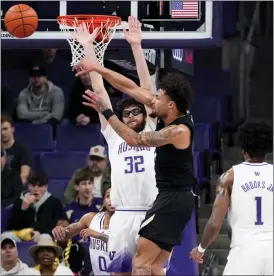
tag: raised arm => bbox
[124,16,155,114]
[78,63,154,108]
[83,91,191,148]
[74,23,154,108]
[72,23,113,131]
[52,212,95,241]
[89,72,112,130]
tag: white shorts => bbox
[223,240,273,275]
[107,207,148,273]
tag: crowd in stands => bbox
[1,48,118,275]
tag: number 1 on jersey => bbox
[255,196,264,225]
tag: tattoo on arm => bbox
[137,125,182,147]
[99,233,109,243]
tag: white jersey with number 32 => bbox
[229,162,273,248]
[101,117,158,208]
[89,212,114,276]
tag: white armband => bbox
[198,244,206,253]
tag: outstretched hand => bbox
[82,89,110,114]
[72,23,101,75]
[72,23,99,48]
[189,247,204,264]
[123,16,142,45]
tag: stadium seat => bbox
[15,124,54,151]
[56,124,104,151]
[1,207,10,232]
[194,124,212,152]
[48,179,69,203]
[17,242,36,267]
[40,152,88,178]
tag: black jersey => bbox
[154,113,195,191]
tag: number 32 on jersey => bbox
[124,156,145,174]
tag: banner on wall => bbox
[171,49,194,76]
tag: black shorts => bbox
[139,190,195,252]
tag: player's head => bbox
[102,186,115,213]
[153,72,192,118]
[238,120,273,161]
[115,98,147,132]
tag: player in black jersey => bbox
[81,66,195,275]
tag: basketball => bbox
[4,4,38,38]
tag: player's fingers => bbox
[85,90,99,102]
[123,29,129,36]
[83,93,92,101]
[91,27,100,40]
[132,16,138,29]
[52,229,57,238]
[80,229,88,240]
[83,93,94,102]
[90,103,98,111]
[82,102,94,108]
[75,70,87,77]
[137,20,141,30]
[128,16,133,28]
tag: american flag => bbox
[171,1,199,19]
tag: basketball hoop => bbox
[57,15,121,66]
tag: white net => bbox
[58,17,120,66]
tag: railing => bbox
[201,252,217,276]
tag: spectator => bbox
[67,73,100,125]
[1,113,31,184]
[33,49,74,91]
[41,48,58,65]
[1,148,23,208]
[3,171,64,242]
[54,218,85,274]
[64,145,110,204]
[1,238,39,275]
[64,170,102,224]
[29,234,74,275]
[17,65,64,126]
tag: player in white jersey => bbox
[189,121,273,275]
[73,18,159,274]
[52,187,115,276]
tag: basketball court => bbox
[1,1,222,49]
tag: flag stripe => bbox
[171,1,199,19]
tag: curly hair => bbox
[238,120,273,158]
[115,98,146,121]
[158,72,193,114]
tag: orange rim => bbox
[57,14,121,28]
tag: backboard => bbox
[1,1,222,49]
